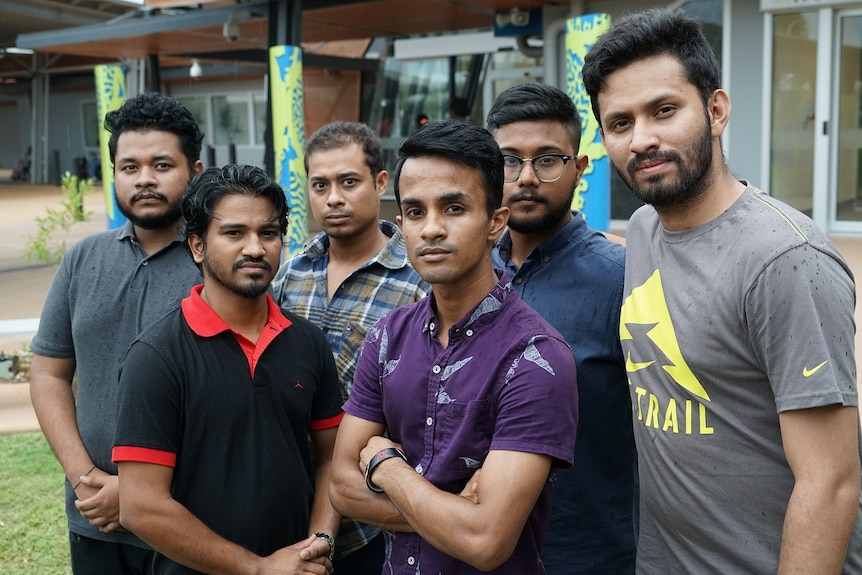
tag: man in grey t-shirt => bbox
[29,92,203,574]
[583,8,862,574]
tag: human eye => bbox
[404,207,424,218]
[502,155,522,167]
[342,177,357,187]
[120,164,137,172]
[656,105,675,117]
[535,155,561,167]
[311,181,327,192]
[445,204,465,214]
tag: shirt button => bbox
[543,256,550,263]
[465,329,473,337]
[426,417,433,426]
[407,556,416,565]
[429,322,436,331]
[514,277,522,284]
[432,365,441,374]
[416,464,423,474]
[142,261,148,266]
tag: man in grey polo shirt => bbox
[29,92,204,575]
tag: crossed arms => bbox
[329,413,553,572]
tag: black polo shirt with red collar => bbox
[113,285,343,572]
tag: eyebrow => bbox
[117,154,177,165]
[603,92,680,125]
[400,190,469,207]
[310,170,361,181]
[499,145,564,155]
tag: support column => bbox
[268,0,307,256]
[565,13,611,231]
[94,64,127,229]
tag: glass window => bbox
[213,94,249,146]
[82,101,100,148]
[179,96,207,140]
[253,93,267,145]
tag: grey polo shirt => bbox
[30,220,201,546]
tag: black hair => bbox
[486,82,582,152]
[393,120,503,216]
[180,164,288,264]
[304,121,384,176]
[105,92,204,172]
[582,8,720,125]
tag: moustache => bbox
[131,190,167,203]
[627,150,680,173]
[413,241,458,257]
[507,190,546,204]
[232,258,272,272]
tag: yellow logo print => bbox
[620,270,710,402]
[802,360,828,378]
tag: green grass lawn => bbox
[0,432,71,574]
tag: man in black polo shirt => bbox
[113,164,343,575]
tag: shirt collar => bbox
[181,284,291,337]
[422,269,514,335]
[495,211,588,263]
[303,220,411,271]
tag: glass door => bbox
[770,11,819,216]
[832,10,862,232]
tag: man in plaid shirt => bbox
[272,121,429,573]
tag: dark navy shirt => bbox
[493,213,637,575]
[346,272,578,574]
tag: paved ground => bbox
[2,177,862,434]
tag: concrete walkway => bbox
[3,179,862,434]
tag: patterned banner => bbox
[94,64,126,229]
[269,45,308,256]
[566,13,612,231]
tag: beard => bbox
[615,116,714,210]
[115,190,183,230]
[202,254,273,299]
[505,187,574,234]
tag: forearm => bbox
[330,463,414,532]
[373,460,522,571]
[309,460,340,537]
[121,495,262,575]
[29,359,95,483]
[778,475,860,574]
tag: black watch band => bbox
[365,447,408,493]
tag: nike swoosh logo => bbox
[803,360,828,377]
[625,351,654,372]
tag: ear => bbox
[573,154,590,186]
[188,234,205,264]
[708,89,731,138]
[376,170,388,198]
[193,159,204,175]
[488,206,509,243]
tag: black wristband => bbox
[365,447,408,493]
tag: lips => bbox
[325,212,351,224]
[132,192,165,203]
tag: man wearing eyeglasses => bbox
[487,83,637,575]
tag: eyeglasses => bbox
[502,153,575,183]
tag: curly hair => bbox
[105,92,204,172]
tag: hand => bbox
[256,535,333,574]
[459,468,481,504]
[73,470,126,533]
[358,436,402,475]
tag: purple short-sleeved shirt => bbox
[345,272,578,574]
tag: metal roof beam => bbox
[16,0,269,51]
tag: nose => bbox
[629,120,659,154]
[242,233,267,258]
[135,166,156,188]
[420,210,446,241]
[326,186,345,207]
[516,159,541,186]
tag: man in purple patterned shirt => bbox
[330,120,579,574]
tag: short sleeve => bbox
[746,243,857,412]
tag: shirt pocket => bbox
[336,323,368,400]
[437,398,492,476]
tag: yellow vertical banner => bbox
[269,45,307,256]
[94,64,126,229]
[566,13,612,230]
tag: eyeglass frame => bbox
[502,153,576,183]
